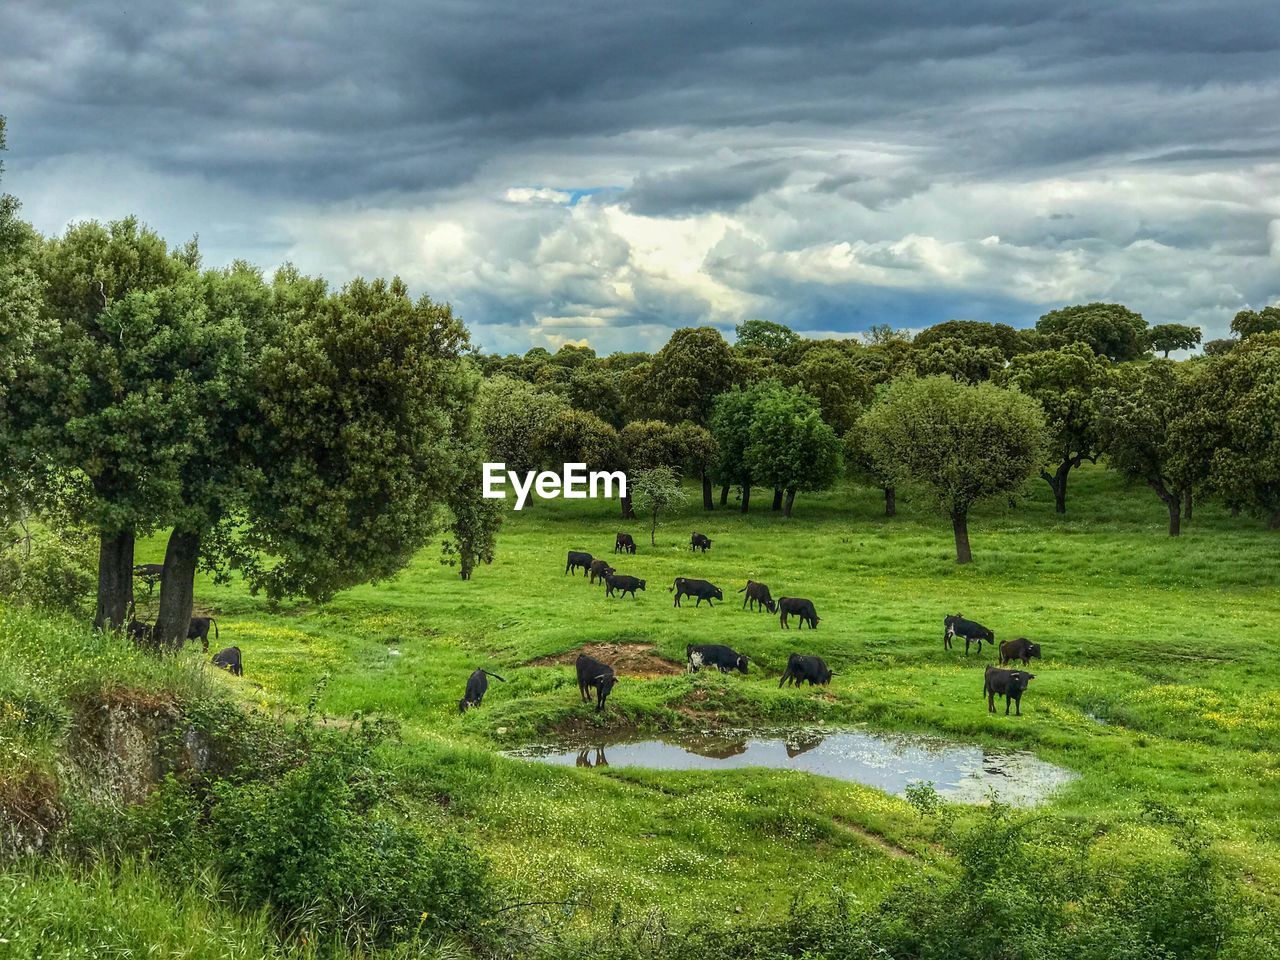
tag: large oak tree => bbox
[643,327,738,510]
[858,377,1045,563]
[1002,343,1112,514]
[1097,360,1199,536]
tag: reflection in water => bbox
[575,747,609,768]
[508,727,1076,808]
[684,737,749,760]
[785,734,826,758]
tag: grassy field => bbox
[118,463,1280,923]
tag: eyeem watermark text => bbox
[482,462,627,510]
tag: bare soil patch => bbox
[530,643,683,677]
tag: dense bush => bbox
[208,732,496,945]
[0,524,96,617]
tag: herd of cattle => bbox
[459,532,1044,718]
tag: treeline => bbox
[0,122,501,642]
[474,309,1280,562]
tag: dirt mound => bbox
[530,643,683,677]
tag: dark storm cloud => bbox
[623,161,792,217]
[5,0,1278,200]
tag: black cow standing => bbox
[999,638,1042,666]
[126,620,153,644]
[211,646,243,677]
[670,577,723,607]
[614,533,637,555]
[944,614,994,654]
[984,666,1034,715]
[604,573,646,598]
[778,653,832,687]
[778,597,820,629]
[738,580,777,613]
[687,643,749,674]
[565,551,594,576]
[187,616,219,653]
[690,533,712,553]
[589,558,615,585]
[576,653,619,712]
[459,668,506,712]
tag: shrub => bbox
[0,524,96,617]
[207,727,497,948]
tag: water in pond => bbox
[507,728,1076,807]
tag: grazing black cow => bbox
[778,653,832,687]
[132,563,165,597]
[458,668,506,712]
[686,643,749,674]
[670,577,723,607]
[944,614,994,655]
[778,597,820,630]
[738,580,777,613]
[999,637,1042,666]
[614,532,637,555]
[565,551,594,576]
[589,558,615,585]
[604,573,646,598]
[576,653,619,712]
[211,646,244,677]
[690,532,712,553]
[126,620,153,643]
[187,616,219,653]
[984,666,1034,715]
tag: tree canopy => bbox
[744,385,842,517]
[476,375,568,475]
[1097,360,1199,536]
[630,465,687,546]
[858,377,1045,562]
[1002,343,1112,513]
[1230,307,1280,341]
[1036,302,1149,362]
[643,326,738,425]
[1148,323,1202,358]
[1185,334,1280,527]
[734,319,800,352]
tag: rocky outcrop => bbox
[1,687,216,859]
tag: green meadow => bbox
[112,463,1280,920]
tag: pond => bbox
[507,727,1076,807]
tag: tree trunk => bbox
[951,512,972,564]
[701,472,714,511]
[884,486,896,517]
[1040,460,1072,515]
[1182,486,1193,521]
[772,488,783,511]
[620,493,635,519]
[94,530,135,631]
[650,511,658,546]
[1149,480,1181,536]
[154,529,201,650]
[782,486,796,518]
[740,484,751,514]
[720,483,729,507]
[1231,504,1241,519]
[1269,509,1280,529]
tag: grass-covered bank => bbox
[4,464,1280,956]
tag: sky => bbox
[2,1,1278,354]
